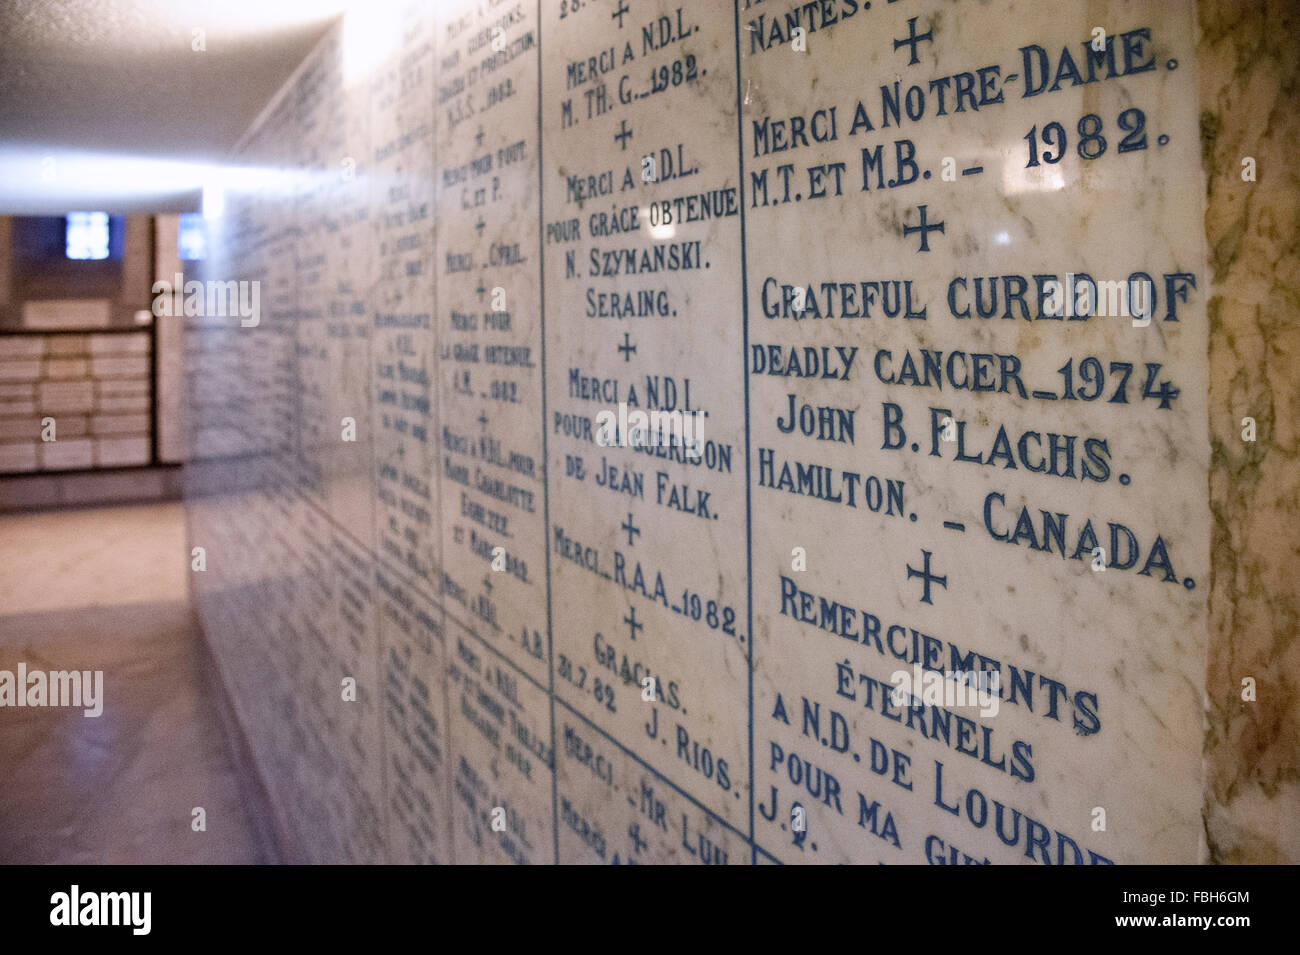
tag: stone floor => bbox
[0,501,269,863]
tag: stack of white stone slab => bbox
[0,332,152,473]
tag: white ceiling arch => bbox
[0,0,347,213]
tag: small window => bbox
[178,212,207,261]
[65,212,110,260]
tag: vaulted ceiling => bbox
[0,0,344,213]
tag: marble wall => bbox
[1198,0,1300,864]
[184,0,1298,864]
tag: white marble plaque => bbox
[740,0,1209,866]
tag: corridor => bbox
[0,502,268,863]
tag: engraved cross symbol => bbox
[478,411,489,431]
[624,604,643,640]
[906,550,948,605]
[894,16,933,66]
[612,0,630,28]
[620,512,641,547]
[903,204,945,252]
[475,217,485,234]
[614,119,633,150]
[475,281,486,300]
[482,575,493,593]
[474,127,484,147]
[617,332,637,362]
